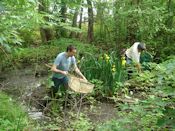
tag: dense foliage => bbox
[0,0,175,130]
[0,92,30,130]
[96,57,175,130]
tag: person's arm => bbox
[71,56,87,81]
[74,65,87,81]
[132,51,142,72]
[51,64,68,76]
[51,53,68,76]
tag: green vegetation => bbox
[96,57,175,130]
[0,0,175,130]
[79,52,126,95]
[1,38,97,71]
[0,92,30,130]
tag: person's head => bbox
[66,45,77,57]
[137,43,146,52]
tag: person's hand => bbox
[62,71,68,76]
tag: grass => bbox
[0,38,97,71]
[0,92,30,130]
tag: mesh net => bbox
[68,75,94,93]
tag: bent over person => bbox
[51,45,87,96]
[125,42,146,76]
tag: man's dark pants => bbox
[51,76,69,97]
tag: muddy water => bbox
[0,68,47,94]
[0,67,49,119]
[0,67,118,125]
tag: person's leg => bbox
[61,76,69,112]
[126,57,133,79]
[51,77,62,97]
[126,56,132,65]
[62,76,69,90]
[51,76,69,95]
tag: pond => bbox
[0,66,119,129]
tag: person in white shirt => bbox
[125,42,146,72]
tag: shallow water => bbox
[0,67,118,124]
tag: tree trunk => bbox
[127,0,140,44]
[38,0,53,43]
[77,4,83,40]
[114,1,127,56]
[70,8,79,38]
[166,0,174,44]
[59,0,67,37]
[87,0,94,43]
[131,0,140,5]
[79,7,83,29]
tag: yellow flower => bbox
[106,56,110,60]
[112,67,116,72]
[104,53,109,58]
[121,56,125,60]
[104,53,108,57]
[121,56,126,66]
[104,54,110,62]
[112,65,115,68]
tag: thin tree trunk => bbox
[127,0,140,44]
[114,1,121,56]
[166,0,173,44]
[59,0,67,37]
[79,7,83,29]
[38,0,53,43]
[70,7,79,38]
[77,5,83,39]
[87,0,94,43]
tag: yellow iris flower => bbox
[104,54,110,62]
[121,56,126,66]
